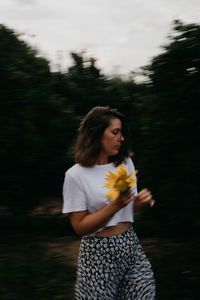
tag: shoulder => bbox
[65,163,97,185]
[124,156,134,166]
[65,163,86,178]
[124,156,136,172]
[63,164,87,192]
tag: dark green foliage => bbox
[61,52,108,115]
[0,25,78,214]
[0,20,199,235]
[139,20,200,232]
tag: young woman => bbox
[63,106,156,299]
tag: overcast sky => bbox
[1,0,200,76]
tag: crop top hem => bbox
[62,207,87,214]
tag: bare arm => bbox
[69,190,134,236]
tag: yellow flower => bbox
[104,164,138,201]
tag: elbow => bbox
[74,227,85,237]
[69,212,89,236]
[69,212,93,236]
[73,225,94,237]
[72,223,87,236]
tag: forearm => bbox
[71,202,123,236]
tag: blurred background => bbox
[0,7,200,300]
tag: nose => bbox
[120,134,124,141]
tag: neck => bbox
[96,153,109,165]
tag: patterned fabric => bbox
[75,225,156,299]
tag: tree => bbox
[140,20,200,232]
[0,25,78,214]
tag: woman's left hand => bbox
[134,188,155,210]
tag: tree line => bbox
[0,20,199,235]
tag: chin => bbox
[111,150,119,156]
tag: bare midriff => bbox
[95,221,131,237]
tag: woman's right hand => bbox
[113,189,135,209]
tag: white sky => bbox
[1,0,200,76]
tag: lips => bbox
[115,145,121,149]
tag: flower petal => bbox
[106,189,120,201]
[104,164,138,198]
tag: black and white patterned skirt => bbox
[75,225,156,299]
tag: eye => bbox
[112,130,120,135]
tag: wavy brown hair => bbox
[75,106,133,167]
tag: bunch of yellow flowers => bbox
[104,164,138,201]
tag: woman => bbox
[63,106,156,299]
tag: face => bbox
[100,118,124,158]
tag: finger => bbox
[138,191,151,201]
[142,195,152,203]
[120,192,132,201]
[130,192,137,200]
[122,189,132,197]
[144,190,152,197]
[138,189,151,198]
[119,191,134,203]
[150,199,155,207]
[141,188,149,194]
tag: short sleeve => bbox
[62,172,87,214]
[126,157,138,196]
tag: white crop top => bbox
[62,157,138,236]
